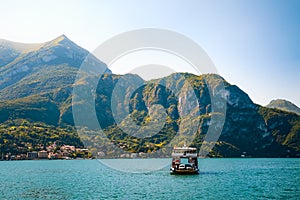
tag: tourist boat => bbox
[170,146,199,174]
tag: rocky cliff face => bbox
[62,73,300,157]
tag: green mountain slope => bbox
[259,107,300,152]
[0,119,83,156]
[1,72,298,157]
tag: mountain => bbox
[0,35,110,97]
[266,99,300,115]
[88,73,299,157]
[0,35,299,158]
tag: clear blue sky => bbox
[1,0,299,106]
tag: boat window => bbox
[180,158,189,164]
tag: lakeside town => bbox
[1,142,92,161]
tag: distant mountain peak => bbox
[266,99,300,115]
[45,34,74,47]
[54,34,69,42]
[58,34,67,39]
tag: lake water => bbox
[0,158,299,199]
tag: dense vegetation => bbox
[0,119,83,157]
[259,107,300,152]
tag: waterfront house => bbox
[38,150,48,159]
[27,151,38,159]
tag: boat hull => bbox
[170,169,199,175]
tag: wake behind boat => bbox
[170,146,199,175]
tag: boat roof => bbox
[173,146,197,150]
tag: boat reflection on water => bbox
[170,146,199,175]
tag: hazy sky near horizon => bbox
[1,0,299,106]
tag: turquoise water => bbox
[0,158,299,199]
